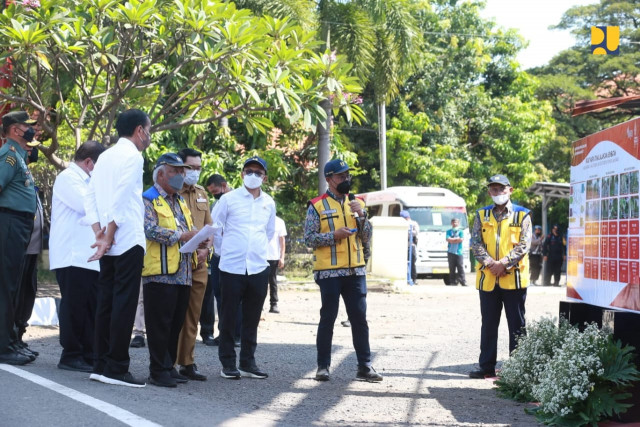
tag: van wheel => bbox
[442,275,451,286]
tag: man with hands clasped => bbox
[469,174,531,379]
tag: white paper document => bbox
[179,224,218,253]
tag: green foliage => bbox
[497,318,639,426]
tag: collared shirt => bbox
[211,185,275,275]
[179,183,212,230]
[530,232,545,255]
[267,216,287,260]
[470,200,532,269]
[50,163,99,271]
[446,227,464,256]
[303,189,372,280]
[0,139,36,214]
[142,183,193,286]
[84,138,145,256]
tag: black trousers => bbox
[267,260,280,305]
[0,211,32,353]
[478,287,527,372]
[200,255,220,336]
[56,266,98,365]
[218,267,269,369]
[544,258,563,286]
[94,245,144,376]
[529,254,542,282]
[447,252,466,286]
[144,282,190,378]
[15,254,38,338]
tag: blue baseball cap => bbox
[400,210,410,219]
[155,152,191,169]
[243,156,267,172]
[534,225,542,230]
[487,174,510,186]
[324,159,349,177]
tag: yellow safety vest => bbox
[309,194,366,271]
[475,204,530,291]
[142,187,196,277]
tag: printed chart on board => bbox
[568,118,640,313]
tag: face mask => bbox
[168,173,185,192]
[184,169,200,186]
[22,127,36,142]
[336,180,351,194]
[213,192,223,200]
[243,174,263,190]
[491,194,510,205]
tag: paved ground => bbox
[2,274,567,426]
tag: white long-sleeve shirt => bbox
[211,185,275,275]
[49,162,99,271]
[84,138,145,256]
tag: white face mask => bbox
[243,174,263,189]
[184,169,200,186]
[491,194,510,205]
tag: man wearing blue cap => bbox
[141,153,198,387]
[304,159,382,382]
[211,156,275,380]
[469,174,531,379]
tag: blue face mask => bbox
[168,173,184,192]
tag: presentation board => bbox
[568,117,640,313]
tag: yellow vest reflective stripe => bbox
[142,190,195,277]
[310,194,365,271]
[475,205,530,291]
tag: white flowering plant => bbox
[495,317,639,426]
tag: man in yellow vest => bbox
[142,153,198,388]
[469,174,532,379]
[304,159,382,382]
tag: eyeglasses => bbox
[244,169,264,178]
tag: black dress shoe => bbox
[148,374,177,388]
[58,359,94,373]
[469,368,496,379]
[170,368,189,383]
[0,350,32,365]
[201,334,216,346]
[179,364,207,381]
[18,340,39,356]
[12,346,36,362]
[129,336,145,348]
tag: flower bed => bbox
[496,317,639,426]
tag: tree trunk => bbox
[378,101,387,190]
[317,98,332,195]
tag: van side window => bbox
[390,204,401,217]
[368,205,382,217]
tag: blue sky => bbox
[480,0,598,69]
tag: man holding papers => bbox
[141,153,198,388]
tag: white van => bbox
[358,186,471,284]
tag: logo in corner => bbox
[591,26,619,55]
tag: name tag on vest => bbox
[321,209,337,214]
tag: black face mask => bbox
[22,127,36,142]
[336,180,351,194]
[213,192,223,200]
[28,146,38,163]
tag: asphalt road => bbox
[2,274,565,426]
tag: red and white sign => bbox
[568,117,640,312]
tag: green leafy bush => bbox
[496,317,639,426]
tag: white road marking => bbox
[0,364,161,427]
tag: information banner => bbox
[568,118,640,313]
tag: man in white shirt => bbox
[84,109,151,388]
[50,141,105,373]
[212,156,275,380]
[266,216,287,313]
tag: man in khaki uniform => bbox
[176,148,212,381]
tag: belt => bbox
[0,207,34,219]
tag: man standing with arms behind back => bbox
[0,111,38,365]
[446,218,467,286]
[469,174,531,379]
[84,109,151,387]
[176,148,212,381]
[304,159,382,383]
